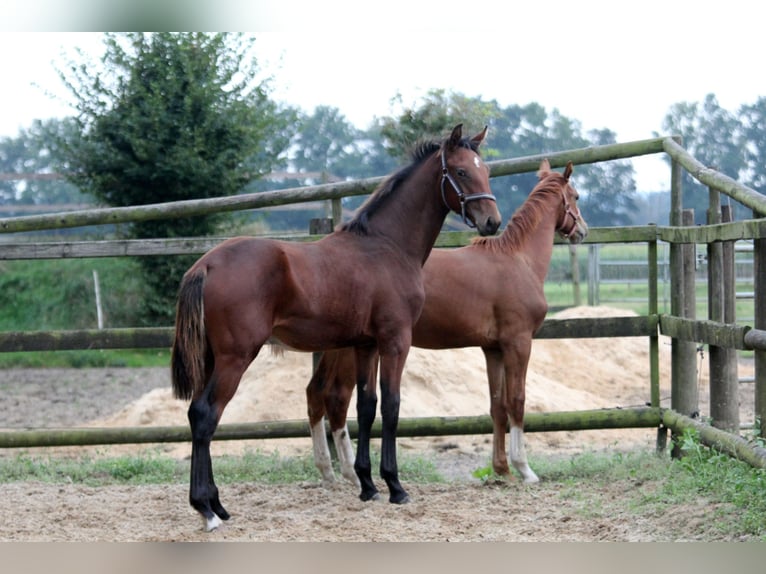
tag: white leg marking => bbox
[333,425,360,487]
[509,424,539,483]
[310,418,336,483]
[204,513,222,532]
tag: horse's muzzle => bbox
[567,221,589,244]
[476,215,501,237]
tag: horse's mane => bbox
[340,136,482,236]
[472,172,567,253]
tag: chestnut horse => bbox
[171,124,501,531]
[306,159,588,487]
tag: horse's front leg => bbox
[378,348,410,504]
[504,338,539,484]
[353,346,380,501]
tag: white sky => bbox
[1,1,763,191]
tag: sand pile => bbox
[90,306,691,458]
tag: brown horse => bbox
[306,159,588,487]
[171,124,501,531]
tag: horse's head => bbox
[440,124,501,236]
[537,159,588,243]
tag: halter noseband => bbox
[440,147,496,228]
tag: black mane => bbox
[340,135,481,236]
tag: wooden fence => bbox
[3,136,766,468]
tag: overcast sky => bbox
[1,1,762,190]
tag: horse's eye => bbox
[457,168,467,177]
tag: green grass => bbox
[0,448,443,487]
[471,437,766,539]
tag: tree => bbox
[377,91,638,228]
[378,89,500,161]
[291,105,362,182]
[660,94,747,222]
[577,128,637,227]
[0,119,86,209]
[739,96,766,201]
[50,33,294,322]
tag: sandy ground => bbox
[0,306,757,541]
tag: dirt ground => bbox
[0,306,758,541]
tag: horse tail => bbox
[171,267,209,401]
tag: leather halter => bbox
[440,147,496,228]
[557,186,582,239]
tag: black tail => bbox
[171,269,208,400]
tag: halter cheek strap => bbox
[557,193,581,238]
[440,148,496,228]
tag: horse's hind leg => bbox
[483,348,512,478]
[188,355,250,531]
[326,357,361,487]
[307,354,336,484]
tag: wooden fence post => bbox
[587,244,599,306]
[721,206,739,426]
[647,230,666,453]
[754,207,766,437]
[569,244,582,306]
[669,147,699,456]
[708,191,738,431]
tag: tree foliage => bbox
[49,32,295,322]
[374,91,637,227]
[0,119,86,208]
[739,96,766,199]
[660,93,748,222]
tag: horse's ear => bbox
[537,159,551,178]
[471,125,488,147]
[447,124,463,150]
[563,161,574,181]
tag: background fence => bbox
[2,136,766,468]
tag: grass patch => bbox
[0,448,444,487]
[472,443,766,539]
[0,451,182,485]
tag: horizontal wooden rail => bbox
[0,407,662,448]
[0,327,172,353]
[662,138,766,214]
[661,409,766,469]
[487,138,666,177]
[0,316,658,353]
[658,315,752,350]
[7,219,766,261]
[535,315,658,339]
[0,230,481,260]
[657,218,766,244]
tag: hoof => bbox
[203,513,223,532]
[360,491,381,502]
[390,493,411,504]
